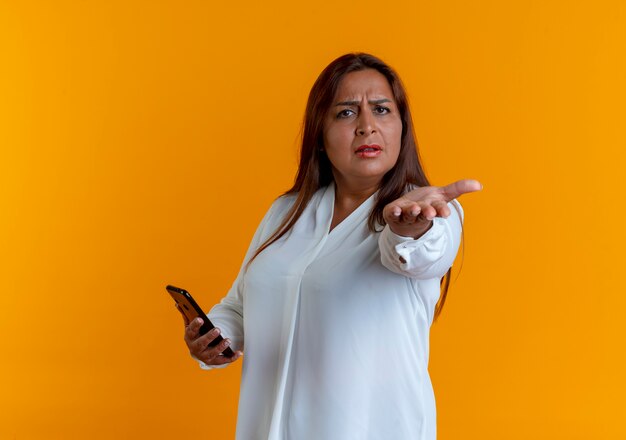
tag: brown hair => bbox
[248,52,464,321]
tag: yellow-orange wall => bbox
[1,1,625,438]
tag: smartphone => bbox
[166,284,235,358]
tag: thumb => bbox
[441,179,483,201]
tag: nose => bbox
[355,110,376,136]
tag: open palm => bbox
[383,179,483,239]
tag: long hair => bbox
[247,52,464,321]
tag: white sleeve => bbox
[378,199,464,280]
[195,198,283,370]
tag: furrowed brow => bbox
[335,98,392,106]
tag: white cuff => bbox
[378,215,451,280]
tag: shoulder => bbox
[269,186,328,215]
[269,192,298,217]
[263,186,329,228]
[259,192,297,232]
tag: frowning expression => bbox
[322,68,403,188]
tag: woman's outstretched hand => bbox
[383,179,482,239]
[176,304,243,366]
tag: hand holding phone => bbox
[167,285,242,365]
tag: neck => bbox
[333,176,380,209]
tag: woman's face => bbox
[322,68,403,189]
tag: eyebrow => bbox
[334,98,392,106]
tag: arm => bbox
[193,197,284,370]
[379,199,464,280]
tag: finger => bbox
[184,317,204,343]
[200,337,233,363]
[383,203,402,221]
[175,304,190,326]
[387,201,417,222]
[401,203,422,223]
[208,350,243,366]
[431,200,450,218]
[192,327,221,354]
[416,204,437,222]
[441,179,483,201]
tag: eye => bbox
[374,106,391,115]
[336,108,355,119]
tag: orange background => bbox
[1,1,625,439]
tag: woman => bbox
[178,52,482,439]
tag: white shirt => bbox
[203,182,464,440]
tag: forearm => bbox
[379,200,463,280]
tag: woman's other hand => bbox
[383,179,482,239]
[176,304,243,366]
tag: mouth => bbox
[355,144,382,158]
[355,144,382,153]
